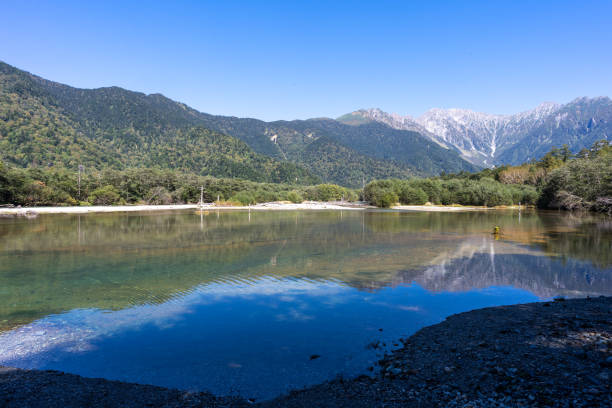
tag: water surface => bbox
[0,209,610,399]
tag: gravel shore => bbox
[2,297,610,407]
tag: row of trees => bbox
[537,142,611,213]
[364,178,538,208]
[1,141,609,213]
[0,164,357,207]
[365,140,611,213]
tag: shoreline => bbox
[391,204,498,212]
[1,297,609,407]
[0,202,517,216]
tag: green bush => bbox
[377,190,398,208]
[286,190,303,203]
[365,184,398,208]
[172,185,200,204]
[539,149,612,210]
[88,185,122,205]
[399,186,428,205]
[303,184,356,202]
[364,180,398,203]
[20,181,73,206]
[230,191,256,206]
[366,176,539,208]
[407,179,444,204]
[146,187,172,205]
[253,189,279,203]
[516,185,539,205]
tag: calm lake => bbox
[0,209,610,399]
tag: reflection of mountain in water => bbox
[1,210,610,331]
[391,237,611,299]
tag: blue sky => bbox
[1,0,611,121]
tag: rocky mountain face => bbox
[340,97,612,166]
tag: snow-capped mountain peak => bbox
[339,97,610,167]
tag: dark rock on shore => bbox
[2,297,610,407]
[264,296,611,408]
[0,367,248,408]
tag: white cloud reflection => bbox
[0,277,346,365]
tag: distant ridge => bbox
[340,97,612,166]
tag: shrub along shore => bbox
[364,140,611,214]
[1,141,610,213]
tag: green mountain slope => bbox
[285,119,478,175]
[0,61,476,187]
[0,62,318,184]
[297,136,413,186]
[194,116,477,186]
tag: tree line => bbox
[364,140,611,214]
[1,140,609,213]
[0,164,357,207]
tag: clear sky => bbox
[1,0,611,121]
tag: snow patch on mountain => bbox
[342,98,612,166]
[342,97,612,166]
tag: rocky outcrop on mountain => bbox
[341,97,611,166]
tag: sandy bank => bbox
[0,202,368,216]
[1,297,609,407]
[0,202,520,216]
[0,204,199,215]
[392,205,495,211]
[215,201,369,211]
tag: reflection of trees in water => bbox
[364,210,612,268]
[533,214,612,268]
[0,210,609,331]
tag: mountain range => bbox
[0,61,476,187]
[1,61,610,187]
[339,97,611,167]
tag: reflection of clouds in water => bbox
[275,296,318,321]
[202,278,343,299]
[0,278,345,365]
[276,308,315,322]
[367,300,423,313]
[396,305,422,312]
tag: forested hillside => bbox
[0,61,476,187]
[295,119,476,175]
[297,136,413,186]
[0,62,317,184]
[196,116,478,184]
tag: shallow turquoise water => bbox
[0,210,610,399]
